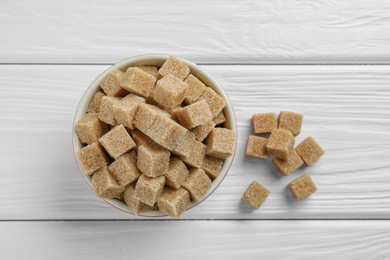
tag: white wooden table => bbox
[1,1,390,259]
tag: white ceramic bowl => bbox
[72,54,237,217]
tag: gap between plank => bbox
[2,63,390,66]
[0,218,389,222]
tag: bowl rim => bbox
[72,54,237,217]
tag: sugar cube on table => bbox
[165,157,189,189]
[278,111,303,136]
[99,125,136,159]
[272,149,304,176]
[152,74,188,108]
[158,56,190,80]
[120,67,157,98]
[206,128,236,159]
[190,120,216,142]
[137,143,170,178]
[138,65,159,78]
[87,91,105,113]
[288,174,317,200]
[75,113,108,145]
[266,129,295,160]
[245,135,269,159]
[124,183,153,215]
[157,188,190,218]
[242,181,270,209]
[202,155,224,180]
[179,139,207,168]
[113,94,145,130]
[100,69,127,97]
[108,151,140,187]
[183,74,207,104]
[91,166,125,199]
[198,88,226,118]
[296,136,325,166]
[212,111,226,126]
[76,142,109,175]
[99,96,121,125]
[252,112,277,134]
[134,174,166,206]
[175,100,212,129]
[182,168,212,201]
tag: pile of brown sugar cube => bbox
[75,56,236,218]
[242,111,324,208]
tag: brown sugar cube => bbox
[147,113,189,154]
[212,111,226,126]
[272,149,304,176]
[152,74,188,108]
[99,69,127,97]
[124,183,153,215]
[157,188,190,218]
[113,94,145,130]
[108,151,140,187]
[147,115,186,151]
[175,100,212,129]
[252,112,277,134]
[99,125,136,159]
[191,120,216,142]
[183,74,207,104]
[138,65,159,78]
[120,67,157,98]
[87,91,105,113]
[206,128,236,159]
[202,155,224,180]
[182,168,211,201]
[76,142,109,175]
[278,111,303,136]
[158,56,190,80]
[288,174,317,200]
[134,104,189,156]
[137,144,170,178]
[91,166,125,199]
[266,129,295,160]
[198,88,226,117]
[166,157,189,189]
[134,174,165,206]
[245,135,268,159]
[133,103,165,134]
[242,181,270,209]
[172,130,196,158]
[179,139,207,168]
[296,136,325,166]
[75,113,109,145]
[99,96,121,125]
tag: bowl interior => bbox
[73,54,237,217]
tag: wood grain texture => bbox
[0,65,390,219]
[1,0,390,64]
[1,221,389,259]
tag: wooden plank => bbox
[1,0,390,63]
[0,221,389,259]
[0,65,390,219]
